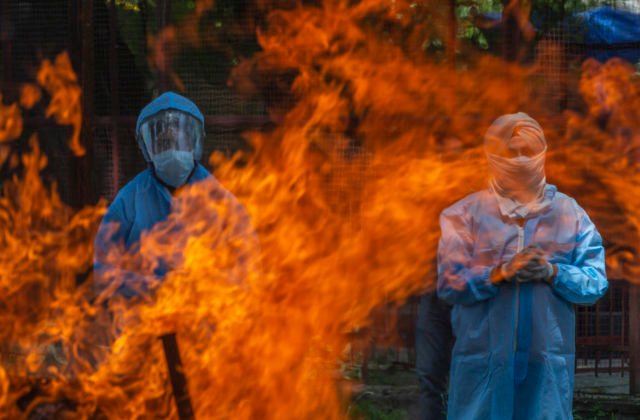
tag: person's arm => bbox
[93,195,152,300]
[437,209,500,305]
[549,203,608,305]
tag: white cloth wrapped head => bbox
[484,112,549,219]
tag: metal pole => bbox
[609,290,613,375]
[447,0,456,68]
[0,0,12,92]
[595,300,601,377]
[501,0,520,62]
[108,0,120,197]
[559,0,568,110]
[140,0,149,59]
[156,0,171,92]
[629,284,640,394]
[68,0,95,207]
[622,282,627,377]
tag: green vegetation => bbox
[349,399,406,420]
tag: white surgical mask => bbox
[151,150,195,188]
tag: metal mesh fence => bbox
[536,1,639,379]
[89,0,269,201]
[3,2,640,200]
[1,0,75,203]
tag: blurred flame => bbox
[0,135,105,417]
[19,84,42,110]
[0,145,9,167]
[503,0,536,41]
[0,95,23,144]
[73,2,524,417]
[563,57,640,279]
[196,0,215,16]
[580,58,640,159]
[148,26,185,91]
[37,52,84,157]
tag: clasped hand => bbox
[498,245,554,284]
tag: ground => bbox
[349,365,640,419]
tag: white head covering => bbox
[484,112,550,219]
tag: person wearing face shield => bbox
[437,112,607,419]
[93,92,259,299]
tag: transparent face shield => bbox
[137,109,204,161]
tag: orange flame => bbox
[65,2,531,417]
[148,26,186,91]
[0,96,23,144]
[0,135,105,417]
[19,84,42,110]
[563,58,640,278]
[37,52,84,157]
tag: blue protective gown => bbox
[94,164,259,298]
[437,185,607,420]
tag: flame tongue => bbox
[0,136,105,417]
[37,52,84,157]
[0,96,23,144]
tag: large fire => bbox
[1,1,639,418]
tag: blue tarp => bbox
[575,7,640,63]
[481,7,640,63]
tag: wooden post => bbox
[501,0,520,62]
[160,333,195,420]
[79,0,95,206]
[156,0,171,93]
[140,0,149,60]
[629,284,640,394]
[0,0,12,91]
[68,0,95,207]
[108,0,120,197]
[447,0,457,68]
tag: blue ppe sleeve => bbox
[551,202,608,305]
[93,195,154,299]
[437,210,499,305]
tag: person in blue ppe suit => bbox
[437,112,607,420]
[94,92,259,299]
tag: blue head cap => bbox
[136,92,205,133]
